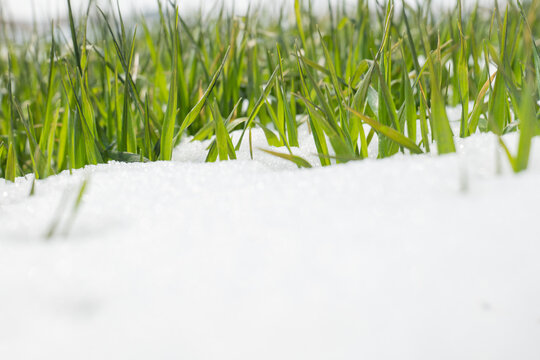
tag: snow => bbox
[0,0,538,357]
[1,119,540,359]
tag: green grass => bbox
[0,0,539,180]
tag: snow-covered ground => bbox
[1,1,538,358]
[1,116,540,359]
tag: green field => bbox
[0,0,539,181]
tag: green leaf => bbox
[175,47,231,143]
[235,66,280,151]
[421,30,456,154]
[259,148,312,168]
[210,99,236,161]
[295,0,307,52]
[346,106,423,154]
[159,18,179,161]
[515,79,537,172]
[6,143,17,182]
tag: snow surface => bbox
[1,115,540,359]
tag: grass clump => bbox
[0,0,539,180]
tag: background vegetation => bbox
[0,0,539,181]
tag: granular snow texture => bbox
[0,125,539,359]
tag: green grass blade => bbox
[346,105,423,154]
[235,65,279,150]
[259,148,312,168]
[175,47,231,144]
[515,79,537,172]
[159,22,179,161]
[5,143,17,182]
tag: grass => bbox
[0,0,539,181]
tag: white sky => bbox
[2,0,494,23]
[3,0,251,22]
[3,0,292,22]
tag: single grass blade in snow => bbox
[5,143,17,182]
[277,45,299,147]
[45,178,89,239]
[468,72,497,134]
[37,26,59,178]
[421,31,456,154]
[487,7,510,135]
[401,46,417,143]
[457,0,470,138]
[210,99,237,161]
[62,178,89,237]
[159,8,179,161]
[259,148,312,168]
[515,78,538,172]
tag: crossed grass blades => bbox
[0,0,539,181]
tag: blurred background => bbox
[6,0,304,22]
[3,0,496,24]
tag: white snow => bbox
[1,121,540,359]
